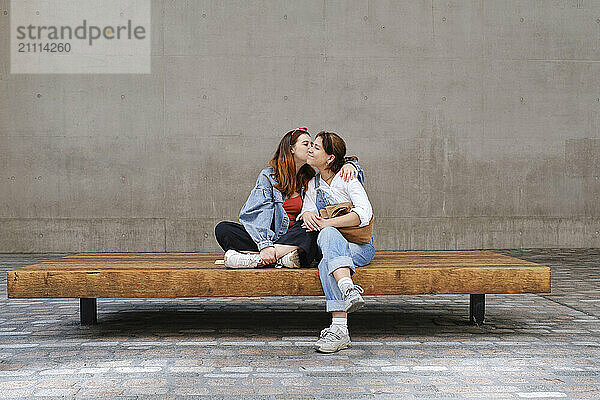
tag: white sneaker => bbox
[315,325,351,353]
[224,250,263,269]
[343,284,365,313]
[276,249,301,268]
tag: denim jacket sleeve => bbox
[238,168,277,250]
[344,159,365,185]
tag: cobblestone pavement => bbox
[1,249,599,399]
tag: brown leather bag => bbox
[319,202,374,244]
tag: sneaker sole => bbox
[224,260,262,269]
[315,342,351,353]
[345,298,365,313]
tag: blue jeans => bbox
[316,226,375,312]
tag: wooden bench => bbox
[7,251,551,326]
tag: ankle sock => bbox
[331,317,348,332]
[337,277,354,295]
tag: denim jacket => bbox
[239,161,364,250]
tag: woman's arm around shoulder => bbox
[340,159,365,184]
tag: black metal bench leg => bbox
[80,298,97,325]
[469,294,485,326]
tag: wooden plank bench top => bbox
[7,250,551,326]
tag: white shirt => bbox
[299,171,373,227]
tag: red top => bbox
[283,195,303,227]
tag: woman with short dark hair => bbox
[299,131,375,353]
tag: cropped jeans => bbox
[317,226,375,312]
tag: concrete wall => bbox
[1,0,599,252]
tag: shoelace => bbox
[319,327,342,341]
[241,255,260,266]
[238,253,262,267]
[343,284,364,297]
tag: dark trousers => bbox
[215,221,319,267]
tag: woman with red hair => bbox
[215,127,361,268]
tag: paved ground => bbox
[1,249,599,399]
